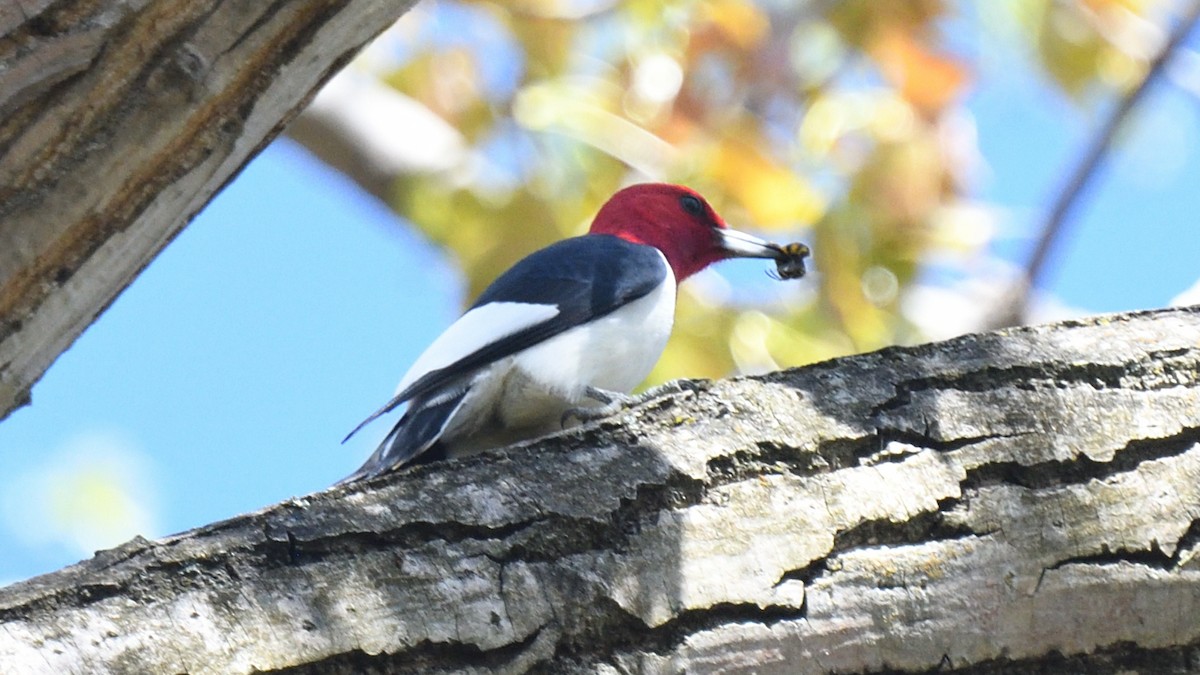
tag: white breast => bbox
[516,269,676,395]
[438,250,677,452]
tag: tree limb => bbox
[990,0,1200,328]
[0,0,419,420]
[286,72,471,205]
[2,306,1198,673]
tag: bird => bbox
[340,183,796,483]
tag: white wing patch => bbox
[394,302,560,395]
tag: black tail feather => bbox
[337,389,469,484]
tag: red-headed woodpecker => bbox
[341,183,801,482]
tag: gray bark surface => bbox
[1,306,1198,673]
[0,0,419,420]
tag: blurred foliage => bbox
[366,0,1168,384]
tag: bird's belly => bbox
[438,364,577,457]
[503,275,677,423]
[438,276,676,456]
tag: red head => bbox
[588,183,784,281]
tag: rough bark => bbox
[2,306,1198,674]
[0,0,419,421]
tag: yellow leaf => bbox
[709,137,826,228]
[701,0,770,49]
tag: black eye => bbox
[679,195,704,216]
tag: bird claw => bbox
[560,386,630,427]
[560,382,689,428]
[560,402,621,428]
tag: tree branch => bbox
[0,0,419,420]
[286,72,472,205]
[990,0,1200,328]
[2,306,1198,673]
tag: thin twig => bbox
[990,0,1200,328]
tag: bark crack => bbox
[931,638,1200,674]
[1039,517,1200,582]
[489,472,708,564]
[868,350,1200,421]
[545,598,807,672]
[961,426,1200,491]
[266,518,537,566]
[262,625,549,674]
[775,497,987,588]
[224,0,288,57]
[708,425,1028,488]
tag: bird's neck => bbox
[588,230,718,282]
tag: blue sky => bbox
[0,142,461,582]
[1,13,1198,585]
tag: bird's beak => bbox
[717,227,788,260]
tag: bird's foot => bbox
[560,382,690,428]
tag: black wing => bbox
[344,235,668,441]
